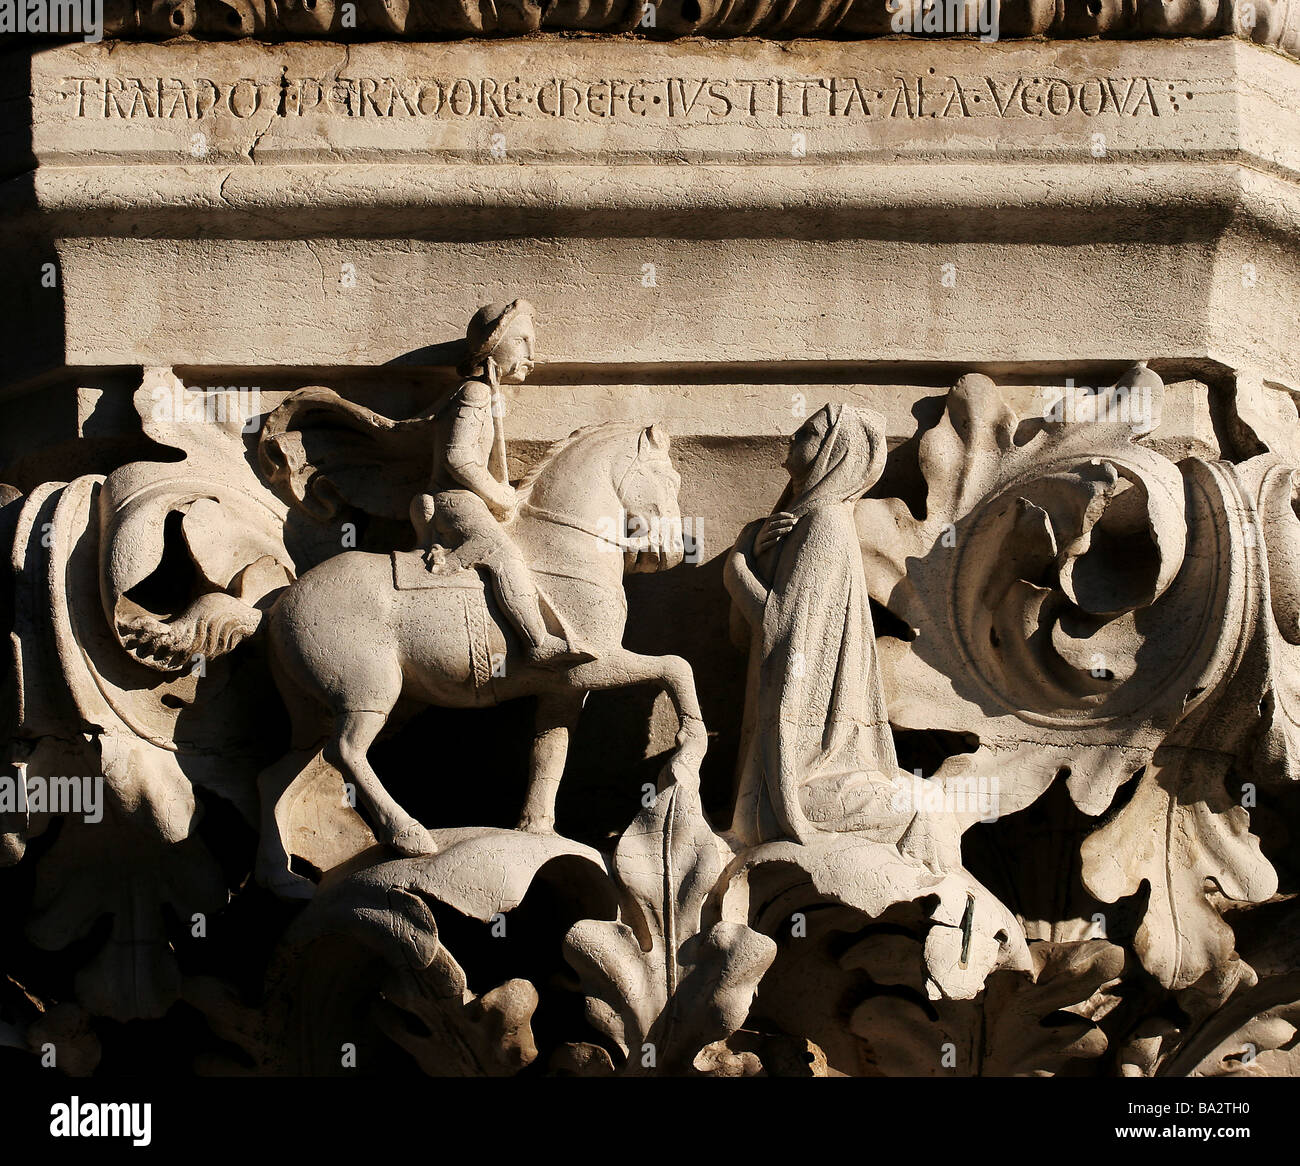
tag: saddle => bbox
[390,550,586,663]
[390,548,482,591]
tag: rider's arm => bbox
[444,382,515,517]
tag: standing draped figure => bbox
[725,403,957,867]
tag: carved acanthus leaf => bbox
[858,370,1247,823]
[721,833,1032,1002]
[1081,753,1276,994]
[849,939,1125,1077]
[562,782,776,1076]
[258,829,613,1074]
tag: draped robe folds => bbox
[727,404,936,853]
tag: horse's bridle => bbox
[515,499,628,551]
[516,444,667,555]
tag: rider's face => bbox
[493,319,536,384]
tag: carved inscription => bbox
[59,72,1191,121]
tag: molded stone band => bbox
[43,0,1300,62]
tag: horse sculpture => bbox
[255,421,706,896]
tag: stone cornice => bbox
[9,36,1299,380]
[14,0,1300,60]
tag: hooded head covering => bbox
[775,403,889,519]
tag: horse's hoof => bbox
[389,821,438,856]
[516,817,556,835]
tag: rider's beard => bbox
[499,359,532,384]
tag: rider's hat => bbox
[462,299,534,375]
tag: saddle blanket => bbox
[391,551,501,688]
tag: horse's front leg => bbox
[517,689,587,834]
[567,649,707,784]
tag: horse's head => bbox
[518,422,686,574]
[616,425,684,574]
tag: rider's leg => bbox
[412,492,449,568]
[487,550,568,659]
[436,491,585,665]
[411,492,436,548]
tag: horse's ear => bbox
[639,424,670,454]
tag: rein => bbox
[515,499,630,552]
[516,442,660,554]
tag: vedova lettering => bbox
[59,72,1190,122]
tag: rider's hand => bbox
[755,511,797,554]
[490,484,519,522]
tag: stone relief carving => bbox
[2,302,1299,1078]
[3,370,294,1023]
[720,401,1027,1006]
[86,0,1300,58]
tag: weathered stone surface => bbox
[2,25,1300,1091]
[39,0,1300,63]
[4,38,1298,383]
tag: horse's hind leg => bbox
[326,710,437,856]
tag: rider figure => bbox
[410,300,586,668]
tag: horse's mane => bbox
[515,421,645,502]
